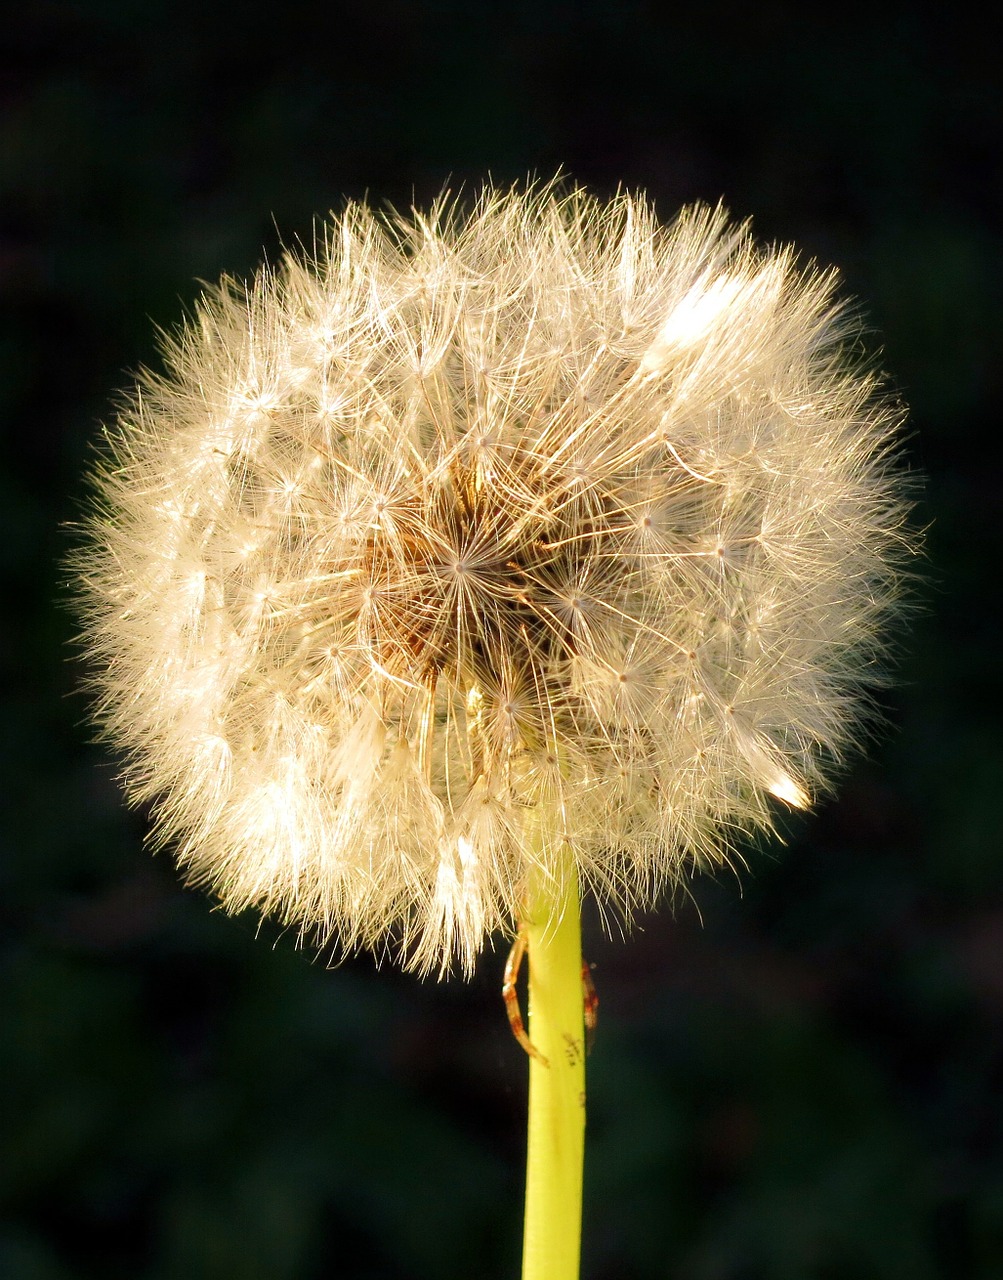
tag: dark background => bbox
[2,3,999,1277]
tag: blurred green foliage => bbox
[2,2,1000,1277]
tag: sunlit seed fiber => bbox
[76,181,913,974]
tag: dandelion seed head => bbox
[76,180,913,975]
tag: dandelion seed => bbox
[75,180,912,976]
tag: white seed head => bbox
[76,180,913,975]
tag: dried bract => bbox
[77,183,912,973]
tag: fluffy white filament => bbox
[77,182,911,974]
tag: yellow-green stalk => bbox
[521,859,586,1280]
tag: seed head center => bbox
[357,455,604,695]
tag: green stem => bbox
[521,857,585,1280]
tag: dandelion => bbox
[76,179,912,1280]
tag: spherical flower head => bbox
[77,182,912,975]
